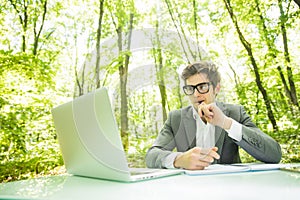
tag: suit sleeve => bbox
[145,110,180,168]
[232,105,282,163]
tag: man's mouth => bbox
[197,100,204,105]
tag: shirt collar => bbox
[192,107,199,120]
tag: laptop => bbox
[51,87,182,182]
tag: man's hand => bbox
[173,147,220,170]
[198,102,232,130]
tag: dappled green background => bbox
[1,0,300,183]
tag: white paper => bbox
[184,164,250,175]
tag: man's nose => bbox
[193,89,201,97]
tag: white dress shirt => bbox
[192,107,215,148]
[162,107,242,168]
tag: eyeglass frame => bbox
[182,82,212,95]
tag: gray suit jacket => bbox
[145,102,282,168]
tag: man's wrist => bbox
[226,119,242,141]
[223,117,232,130]
[163,152,182,169]
[173,153,183,168]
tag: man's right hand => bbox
[173,147,220,170]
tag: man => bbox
[145,61,282,170]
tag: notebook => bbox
[51,87,182,182]
[184,164,250,175]
[280,165,300,173]
[184,163,293,176]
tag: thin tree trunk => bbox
[122,13,134,151]
[278,0,299,109]
[95,0,105,88]
[117,13,134,152]
[254,0,291,112]
[74,26,86,97]
[154,20,168,122]
[116,27,127,150]
[173,2,196,61]
[108,3,131,151]
[164,0,191,63]
[33,0,47,56]
[9,0,28,52]
[223,0,278,131]
[192,0,202,60]
[175,69,183,109]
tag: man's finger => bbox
[200,147,220,160]
[199,154,214,163]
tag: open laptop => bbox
[51,87,182,182]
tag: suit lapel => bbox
[182,107,196,150]
[181,103,228,151]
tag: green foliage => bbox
[0,0,299,183]
[0,51,62,183]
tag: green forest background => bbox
[0,0,300,183]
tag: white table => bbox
[0,170,299,200]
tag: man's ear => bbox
[215,83,221,94]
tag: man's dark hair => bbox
[181,61,221,88]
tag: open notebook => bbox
[184,163,297,175]
[51,87,182,182]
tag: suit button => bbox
[249,138,259,146]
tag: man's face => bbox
[185,73,220,110]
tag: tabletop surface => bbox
[0,169,300,200]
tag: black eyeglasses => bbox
[183,82,211,95]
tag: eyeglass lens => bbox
[183,82,210,95]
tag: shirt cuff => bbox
[163,152,183,169]
[226,118,242,142]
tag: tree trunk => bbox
[278,0,299,110]
[154,21,168,123]
[95,0,105,88]
[192,0,202,60]
[116,27,127,151]
[223,0,278,131]
[164,0,191,63]
[9,0,28,52]
[108,1,134,152]
[117,13,134,152]
[254,0,298,112]
[33,0,47,56]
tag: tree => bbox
[0,0,299,183]
[32,0,48,56]
[0,50,60,182]
[95,0,105,88]
[252,0,293,116]
[8,0,29,52]
[152,19,168,122]
[192,0,203,60]
[107,0,136,151]
[164,0,198,63]
[277,0,299,110]
[8,0,49,55]
[223,0,278,131]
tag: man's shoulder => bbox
[167,106,193,121]
[167,106,193,127]
[169,105,193,116]
[217,101,245,121]
[217,101,243,110]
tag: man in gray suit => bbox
[145,61,282,170]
